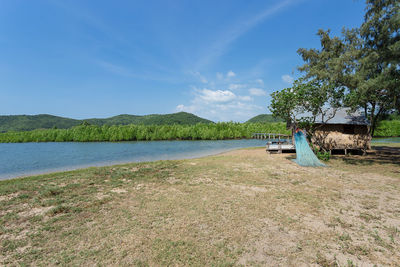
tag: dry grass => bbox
[1,145,400,266]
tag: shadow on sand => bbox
[284,145,400,167]
[338,145,400,166]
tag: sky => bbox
[0,0,367,122]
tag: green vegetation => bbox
[374,120,400,137]
[246,114,284,123]
[0,112,213,132]
[0,122,289,143]
[0,119,397,143]
[315,149,331,161]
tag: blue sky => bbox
[0,0,366,122]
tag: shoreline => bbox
[2,141,400,181]
[0,145,265,182]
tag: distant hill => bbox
[246,114,284,123]
[86,112,213,126]
[0,112,213,132]
[0,114,81,132]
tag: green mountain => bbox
[0,112,213,132]
[246,114,284,123]
[0,114,81,132]
[86,112,213,126]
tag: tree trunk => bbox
[369,103,376,137]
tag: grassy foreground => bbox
[1,146,400,266]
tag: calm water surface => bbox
[2,137,398,180]
[371,137,400,143]
[0,139,268,180]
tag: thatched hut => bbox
[291,108,371,154]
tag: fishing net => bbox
[293,130,325,167]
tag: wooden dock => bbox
[252,133,296,153]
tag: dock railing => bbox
[252,133,295,153]
[252,133,292,142]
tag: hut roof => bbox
[294,108,370,125]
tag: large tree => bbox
[294,0,400,136]
[355,0,400,133]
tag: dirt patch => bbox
[110,188,127,194]
[19,206,54,217]
[0,192,19,202]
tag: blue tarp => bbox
[293,130,325,167]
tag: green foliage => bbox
[389,113,400,121]
[0,122,289,143]
[316,150,331,162]
[270,85,301,123]
[312,145,331,161]
[270,79,343,129]
[0,112,213,132]
[246,114,284,123]
[374,120,400,137]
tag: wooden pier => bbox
[252,133,296,154]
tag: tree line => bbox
[0,122,289,143]
[0,120,397,143]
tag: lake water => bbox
[0,139,268,180]
[371,137,400,143]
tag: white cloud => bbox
[176,87,261,121]
[176,100,262,122]
[198,89,236,103]
[282,74,294,84]
[227,70,236,78]
[177,71,267,121]
[249,88,266,96]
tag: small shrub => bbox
[313,146,331,161]
[317,151,331,161]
